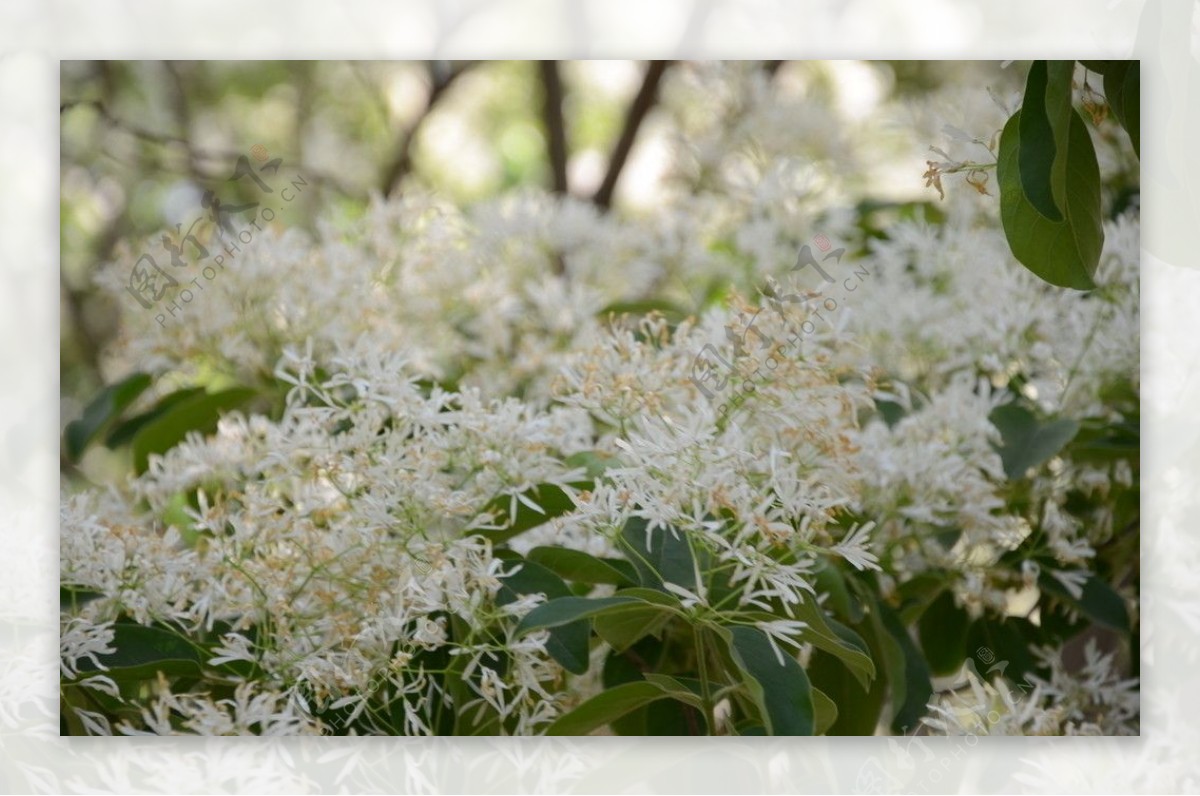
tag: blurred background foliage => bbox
[60,60,999,414]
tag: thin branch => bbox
[162,61,200,182]
[61,205,128,388]
[62,98,203,152]
[593,60,671,211]
[538,61,569,195]
[381,61,474,198]
[60,99,364,200]
[61,275,103,376]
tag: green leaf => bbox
[990,404,1080,479]
[811,687,839,735]
[1103,62,1140,157]
[966,617,1039,684]
[594,604,675,653]
[162,491,204,546]
[874,601,933,734]
[642,673,707,710]
[896,571,952,625]
[545,681,672,736]
[526,546,637,586]
[806,599,895,736]
[619,516,698,592]
[717,625,815,736]
[563,450,621,479]
[1038,571,1130,632]
[813,558,864,623]
[73,622,205,683]
[875,399,908,429]
[473,482,589,545]
[515,594,661,638]
[601,638,666,735]
[918,590,971,676]
[734,604,875,691]
[498,558,590,674]
[105,387,206,448]
[63,372,152,461]
[131,387,257,474]
[806,643,888,735]
[1017,60,1075,221]
[596,299,690,323]
[60,585,106,612]
[998,108,1104,290]
[789,598,876,690]
[1079,60,1121,76]
[1068,418,1139,464]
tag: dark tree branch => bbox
[381,61,474,198]
[592,60,672,211]
[763,60,786,78]
[60,99,363,199]
[538,61,569,195]
[162,61,201,183]
[61,276,103,377]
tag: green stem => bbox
[695,627,716,735]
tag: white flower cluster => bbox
[924,640,1140,736]
[63,62,1138,735]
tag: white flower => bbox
[1050,569,1090,601]
[60,618,115,679]
[754,619,809,666]
[831,522,881,572]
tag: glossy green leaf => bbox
[131,387,256,474]
[1038,571,1130,633]
[596,299,690,323]
[601,638,667,735]
[918,590,971,676]
[642,673,706,710]
[875,602,933,734]
[814,558,864,623]
[806,608,891,736]
[526,546,637,586]
[63,372,152,461]
[474,482,589,545]
[1017,60,1075,221]
[998,108,1104,290]
[545,681,672,735]
[60,585,106,612]
[735,604,875,692]
[790,598,876,690]
[966,616,1039,684]
[594,604,674,653]
[718,625,815,736]
[990,404,1080,479]
[811,687,839,735]
[73,622,205,683]
[104,387,206,448]
[1103,61,1140,157]
[498,558,590,674]
[1079,60,1120,76]
[619,516,698,591]
[563,450,621,479]
[897,571,952,624]
[1068,418,1139,464]
[515,594,655,637]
